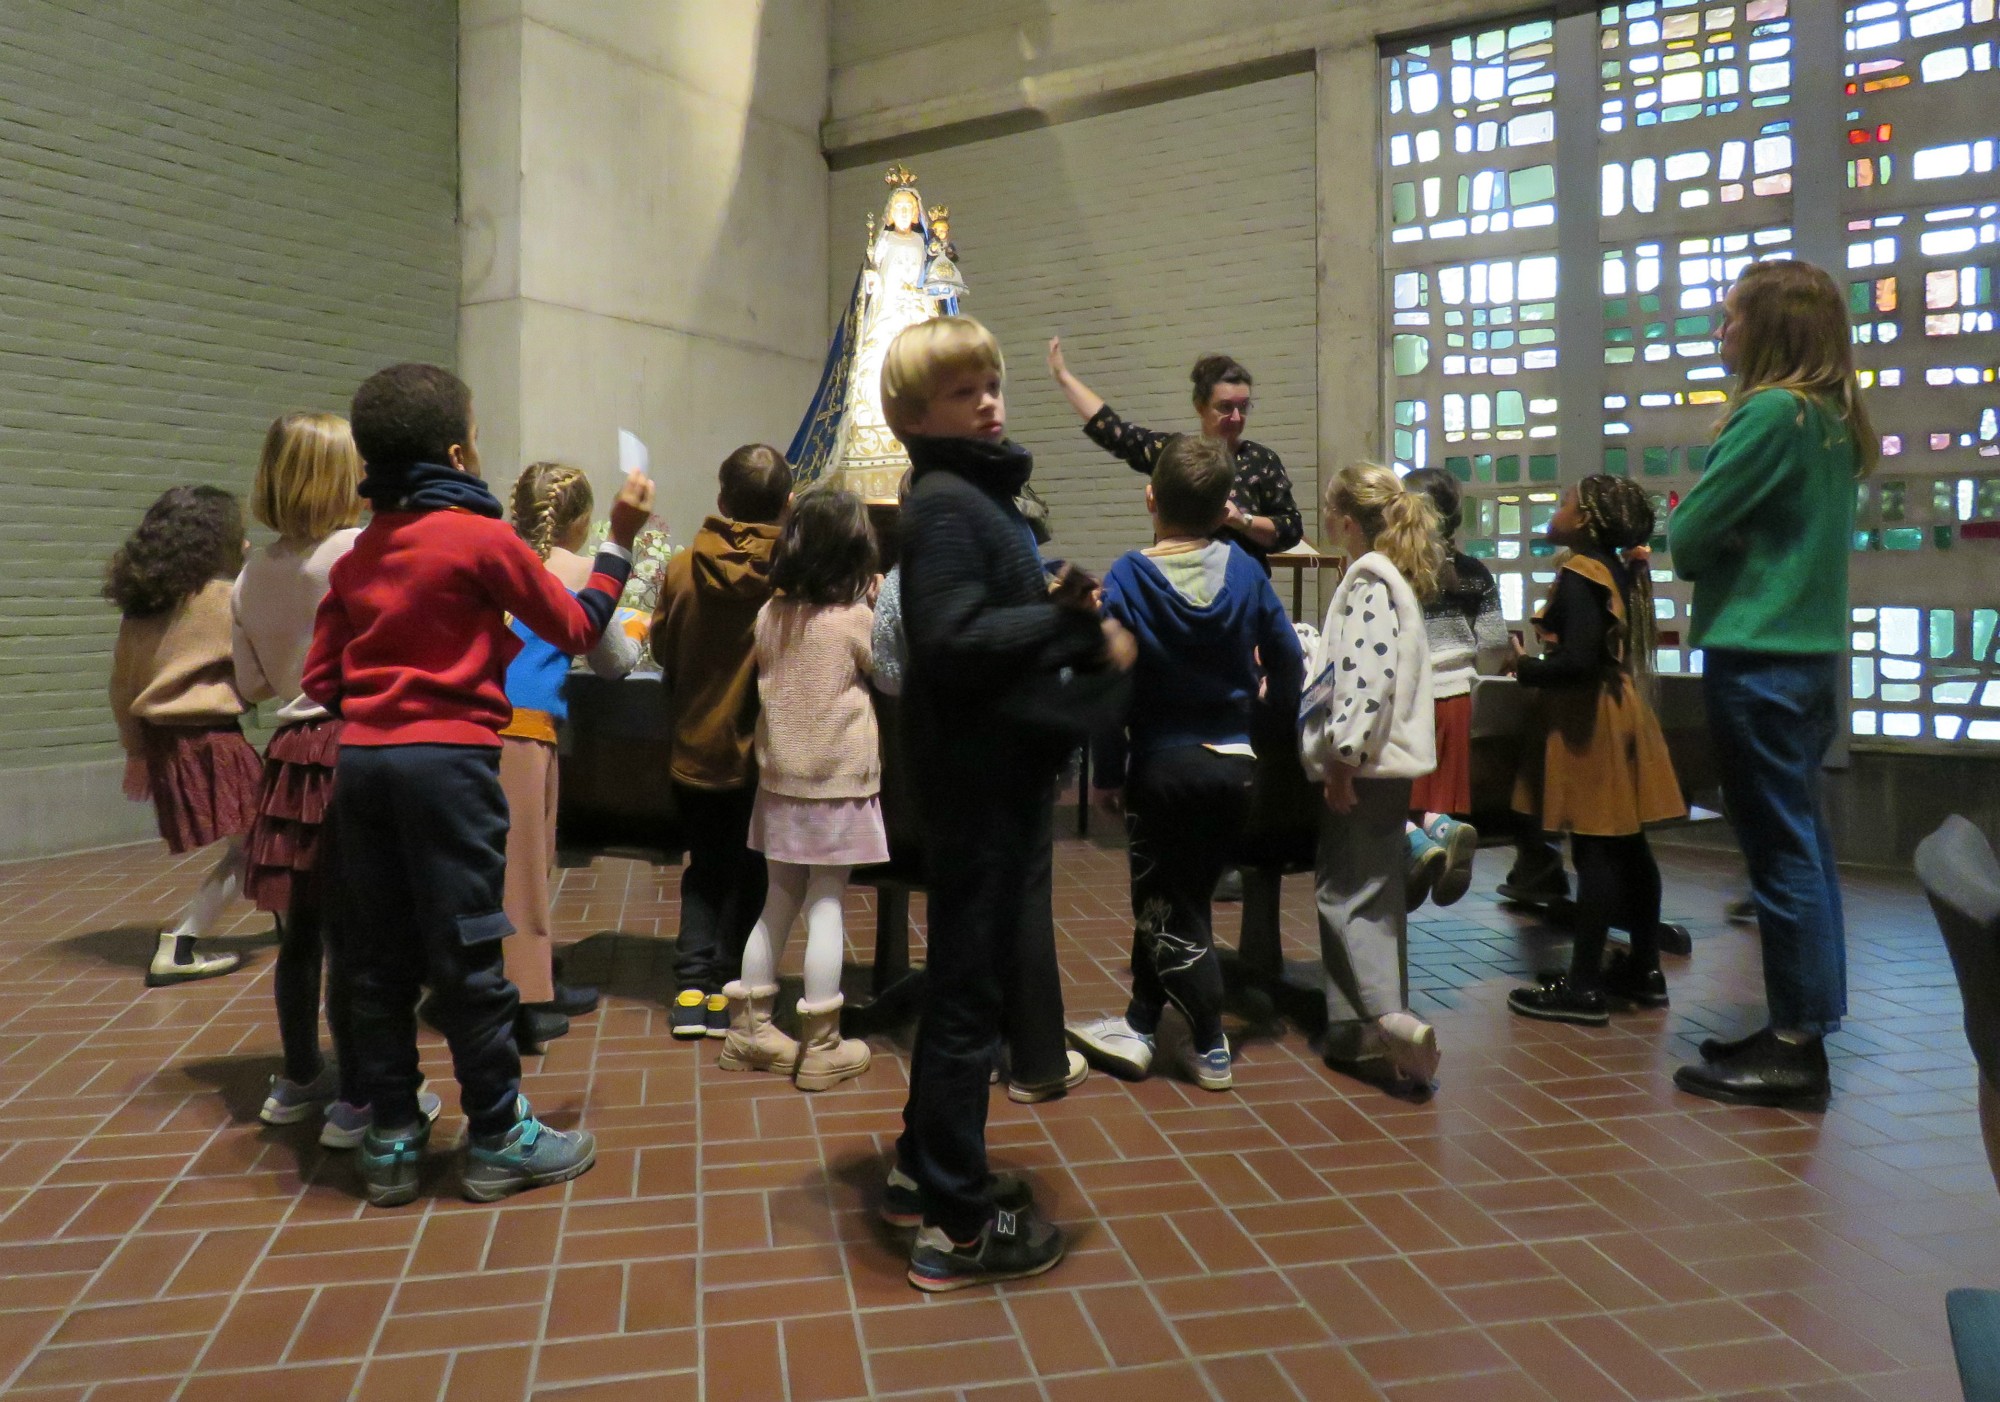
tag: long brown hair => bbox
[1326,463,1442,602]
[1573,474,1658,684]
[1721,259,1879,477]
[104,485,245,618]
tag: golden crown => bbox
[926,204,949,222]
[883,163,918,188]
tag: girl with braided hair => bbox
[1507,474,1685,1027]
[498,463,644,1050]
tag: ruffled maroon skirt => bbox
[241,718,342,912]
[142,721,262,856]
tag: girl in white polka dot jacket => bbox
[1300,463,1443,1097]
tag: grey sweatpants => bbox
[1315,775,1413,1059]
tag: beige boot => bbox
[794,995,870,1091]
[716,981,799,1073]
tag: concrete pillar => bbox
[459,1,831,538]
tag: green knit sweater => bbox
[1668,387,1858,655]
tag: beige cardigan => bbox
[752,598,879,801]
[110,578,247,754]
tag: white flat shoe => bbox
[1377,1011,1441,1088]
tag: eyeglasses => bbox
[1211,400,1254,418]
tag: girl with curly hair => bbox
[1506,474,1685,1027]
[106,484,260,987]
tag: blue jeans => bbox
[1701,650,1847,1035]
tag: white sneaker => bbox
[1377,1012,1442,1088]
[319,1081,443,1150]
[1008,1050,1088,1104]
[1066,1017,1155,1079]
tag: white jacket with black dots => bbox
[1300,551,1437,782]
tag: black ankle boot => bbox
[1674,1030,1829,1112]
[1601,948,1669,1009]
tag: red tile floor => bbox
[0,824,1990,1401]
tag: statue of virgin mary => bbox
[788,164,965,499]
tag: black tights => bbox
[275,876,356,1092]
[1567,833,1662,990]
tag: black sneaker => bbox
[546,982,600,1017]
[908,1205,1065,1292]
[517,1006,570,1053]
[1602,948,1670,1009]
[704,993,730,1038]
[880,1165,1033,1229]
[360,1120,430,1208]
[669,989,710,1040]
[1508,977,1610,1026]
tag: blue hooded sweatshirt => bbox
[1101,540,1305,758]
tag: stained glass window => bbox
[1384,3,2000,742]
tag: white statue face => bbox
[887,192,919,232]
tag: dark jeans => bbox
[1567,833,1662,989]
[1703,650,1847,1035]
[671,781,766,993]
[332,744,522,1137]
[1124,746,1252,1053]
[897,749,1057,1241]
[273,866,356,1093]
[1003,812,1070,1087]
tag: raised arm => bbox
[1050,338,1170,475]
[1047,337,1105,423]
[481,469,653,654]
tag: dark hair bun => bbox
[1190,354,1252,409]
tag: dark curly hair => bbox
[350,362,472,474]
[104,485,245,618]
[1574,473,1658,681]
[770,489,877,606]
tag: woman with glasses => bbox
[1047,340,1303,571]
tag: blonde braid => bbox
[510,462,594,561]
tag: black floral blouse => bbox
[1083,405,1304,568]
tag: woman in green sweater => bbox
[1668,259,1878,1113]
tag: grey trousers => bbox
[1315,776,1413,1059]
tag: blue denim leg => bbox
[1702,651,1846,1035]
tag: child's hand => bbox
[1101,617,1138,672]
[1048,563,1099,613]
[608,469,656,548]
[1322,764,1358,814]
[1500,634,1524,676]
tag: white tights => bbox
[737,862,851,1005]
[170,837,244,941]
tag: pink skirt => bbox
[749,792,890,867]
[241,718,343,913]
[141,721,262,855]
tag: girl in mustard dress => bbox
[1508,475,1685,1025]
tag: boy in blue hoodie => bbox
[1067,435,1304,1091]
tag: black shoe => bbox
[1698,1026,1766,1062]
[1214,868,1244,903]
[1673,1030,1829,1112]
[1725,896,1756,925]
[1497,868,1569,907]
[544,982,599,1017]
[516,1006,570,1053]
[881,1165,1033,1229]
[1655,922,1693,957]
[907,1204,1065,1291]
[1601,948,1670,1009]
[1508,977,1610,1026]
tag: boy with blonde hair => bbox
[881,316,1134,1290]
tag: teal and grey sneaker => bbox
[319,1082,443,1150]
[1405,828,1446,911]
[908,1204,1065,1292]
[359,1120,430,1207]
[260,1065,338,1126]
[1065,1016,1155,1079]
[1422,815,1479,907]
[461,1098,596,1202]
[1189,1038,1234,1092]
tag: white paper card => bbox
[618,429,649,478]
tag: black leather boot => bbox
[1674,1030,1829,1112]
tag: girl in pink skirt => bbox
[107,486,263,987]
[720,489,884,1091]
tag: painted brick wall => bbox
[828,73,1318,584]
[0,0,458,774]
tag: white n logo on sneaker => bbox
[995,1209,1017,1237]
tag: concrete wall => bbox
[461,0,831,543]
[0,0,459,861]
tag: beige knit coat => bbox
[752,598,879,800]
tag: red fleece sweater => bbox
[302,509,630,747]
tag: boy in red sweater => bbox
[303,363,653,1207]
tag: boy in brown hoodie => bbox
[651,445,793,1038]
